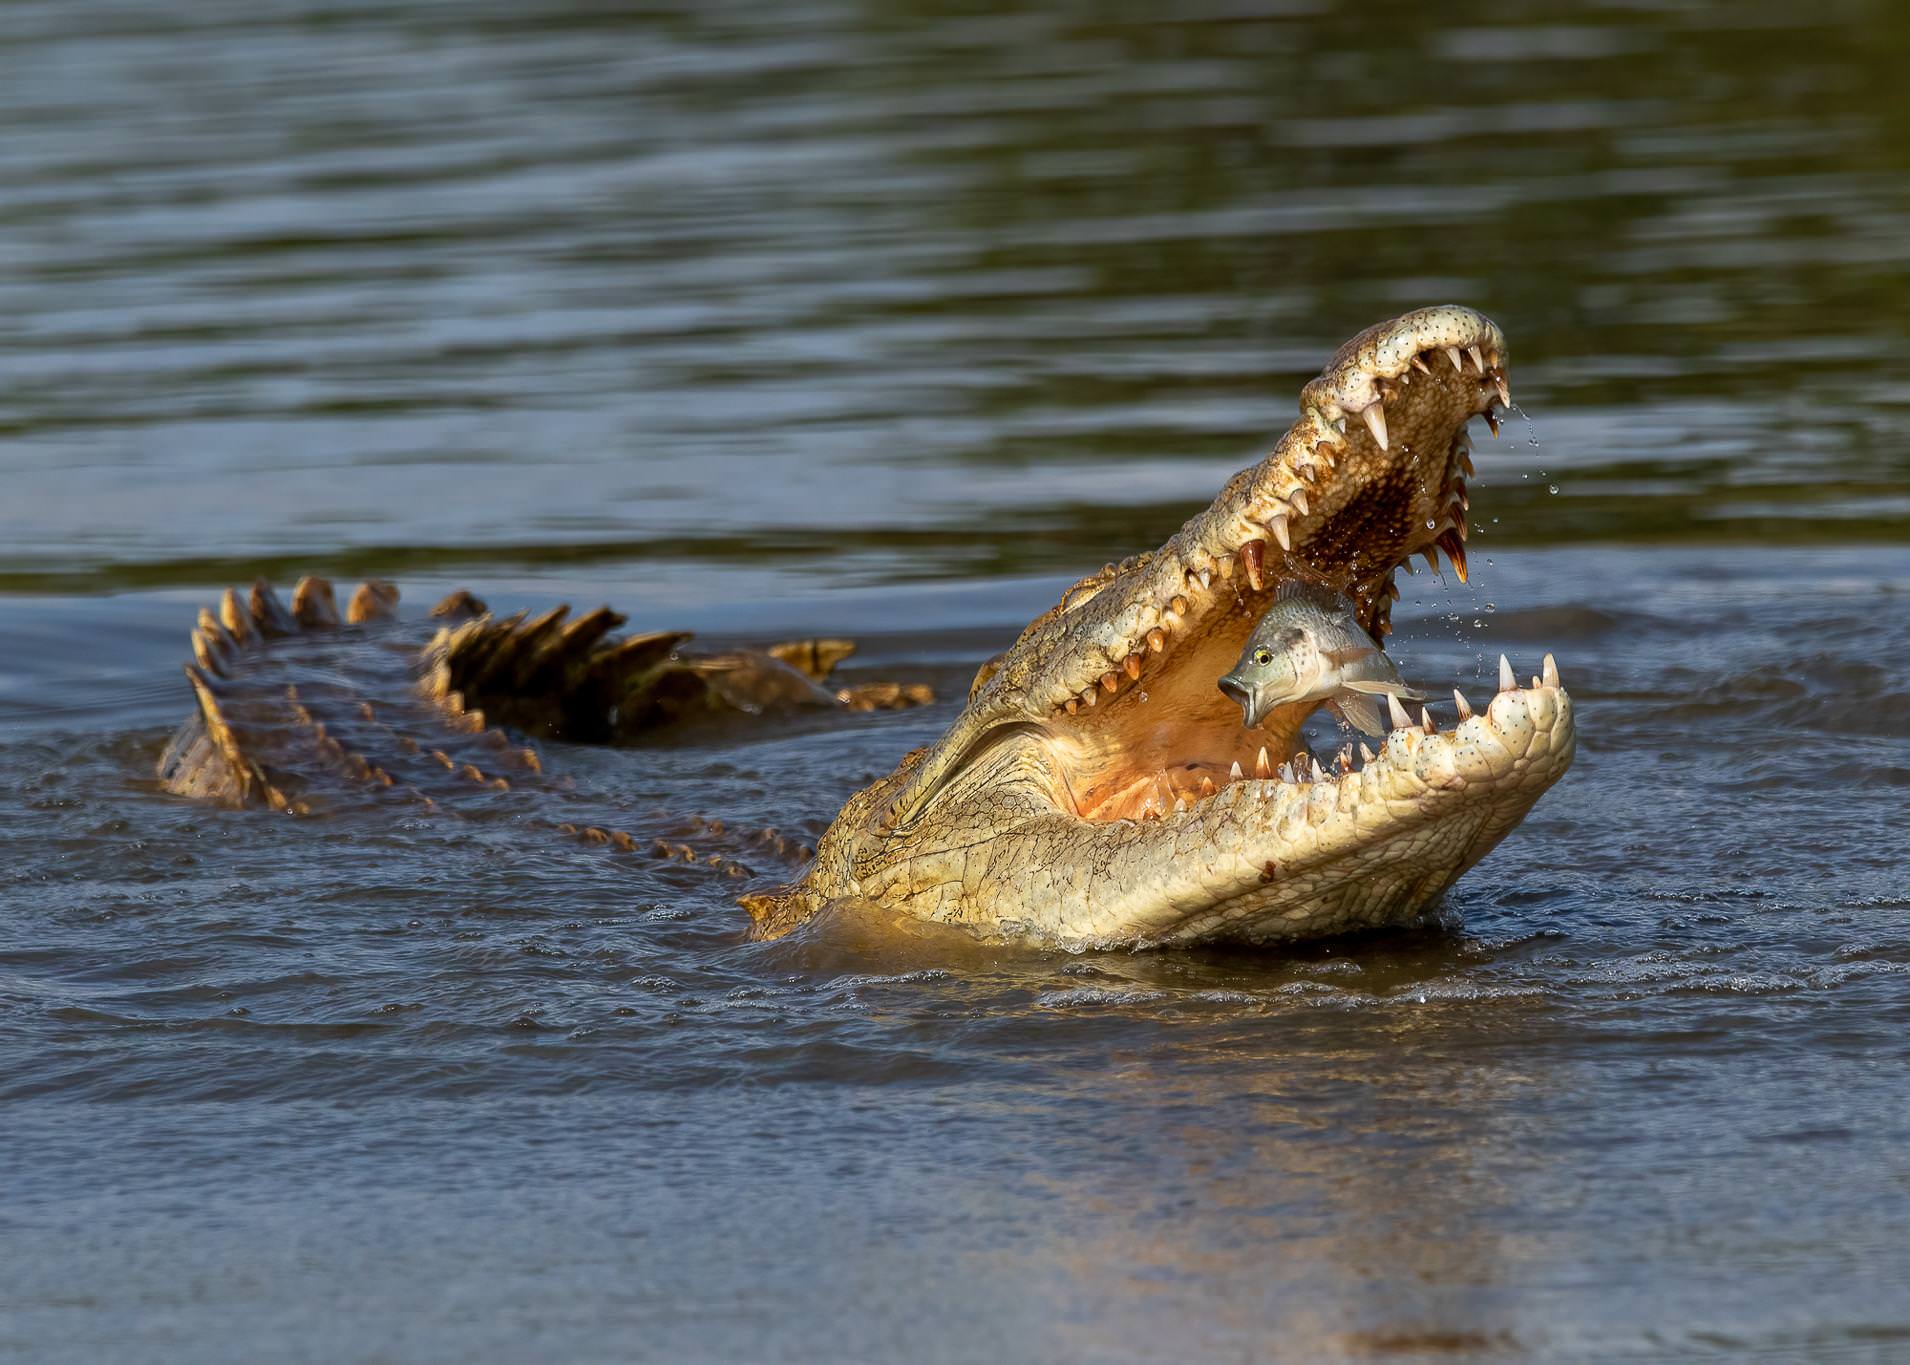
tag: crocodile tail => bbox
[157,579,848,900]
[173,662,282,810]
[420,607,705,744]
[160,576,390,812]
[422,613,931,743]
[765,637,856,681]
[157,576,544,815]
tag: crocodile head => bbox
[761,306,1575,947]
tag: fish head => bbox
[1218,623,1312,729]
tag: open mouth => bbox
[780,305,1573,945]
[1029,309,1533,825]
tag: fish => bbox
[1217,580,1427,736]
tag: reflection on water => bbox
[3,1,1909,1359]
[2,0,1908,591]
[5,546,1908,1359]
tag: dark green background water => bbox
[3,2,1907,1360]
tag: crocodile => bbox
[158,305,1574,949]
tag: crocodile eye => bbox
[1253,648,1272,665]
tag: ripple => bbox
[4,0,1910,1356]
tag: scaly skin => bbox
[158,579,922,875]
[748,306,1575,946]
[158,306,1573,951]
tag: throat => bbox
[1048,593,1325,822]
[1055,694,1316,822]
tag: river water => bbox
[3,1,1908,1359]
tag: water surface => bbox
[3,1,1909,1359]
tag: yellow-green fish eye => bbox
[1253,647,1272,665]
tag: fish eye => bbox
[1252,648,1272,665]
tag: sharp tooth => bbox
[1468,345,1485,372]
[1453,688,1473,721]
[1485,410,1500,437]
[1543,653,1560,688]
[1386,693,1412,730]
[1383,578,1400,602]
[1453,480,1470,511]
[1065,698,1079,716]
[1218,553,1235,580]
[1255,746,1272,779]
[1198,569,1213,591]
[1411,354,1431,374]
[1199,775,1217,798]
[1229,760,1244,781]
[1362,402,1389,451]
[1124,652,1142,679]
[1100,671,1119,693]
[1289,488,1309,516]
[1240,539,1266,591]
[1459,450,1476,477]
[1531,675,1542,690]
[1141,804,1158,821]
[1421,549,1440,577]
[1334,416,1348,433]
[1308,757,1326,782]
[1359,742,1377,764]
[1171,595,1189,616]
[1499,654,1516,693]
[1437,531,1469,584]
[1084,686,1098,707]
[1421,707,1436,734]
[1401,557,1418,576]
[1446,346,1464,371]
[1174,795,1188,814]
[1336,745,1353,773]
[1494,374,1511,408]
[1147,627,1166,653]
[1266,511,1291,552]
[1279,761,1297,783]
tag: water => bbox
[3,1,1909,1358]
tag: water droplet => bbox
[1485,602,1496,612]
[1425,518,1436,529]
[1548,484,1559,495]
